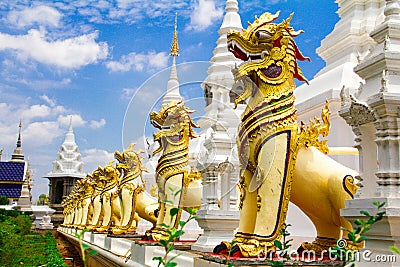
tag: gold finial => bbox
[170,12,179,56]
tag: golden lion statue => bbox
[213,11,360,257]
[111,143,159,235]
[143,100,202,242]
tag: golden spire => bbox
[170,13,179,56]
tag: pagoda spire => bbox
[161,13,182,107]
[198,0,243,130]
[10,120,25,162]
[64,116,76,144]
[170,13,179,56]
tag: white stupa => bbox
[44,118,85,205]
[161,13,182,107]
[295,0,386,169]
[198,0,244,132]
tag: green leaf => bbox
[168,186,175,193]
[356,236,368,242]
[274,240,283,250]
[389,246,400,254]
[170,208,179,217]
[152,256,163,262]
[82,244,91,250]
[86,250,98,257]
[159,240,167,246]
[173,189,182,197]
[166,262,178,267]
[354,227,362,234]
[168,254,181,262]
[178,221,185,228]
[363,226,371,233]
[354,219,362,225]
[170,228,177,236]
[347,232,355,241]
[360,210,371,217]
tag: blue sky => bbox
[0,0,339,200]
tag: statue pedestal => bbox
[39,214,54,230]
[191,210,239,252]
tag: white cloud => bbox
[40,95,56,107]
[82,148,115,172]
[121,87,136,101]
[106,51,169,72]
[20,104,51,121]
[0,30,108,69]
[58,114,87,128]
[186,0,223,32]
[7,5,63,28]
[23,121,64,145]
[89,118,106,129]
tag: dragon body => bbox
[144,101,202,242]
[94,161,121,233]
[213,11,360,257]
[111,144,158,235]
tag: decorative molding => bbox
[340,95,376,127]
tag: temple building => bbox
[0,122,28,202]
[43,119,85,224]
[44,119,85,204]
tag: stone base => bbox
[58,227,346,266]
[191,210,239,252]
[39,223,54,230]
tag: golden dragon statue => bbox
[111,143,158,235]
[75,176,94,229]
[61,195,74,227]
[86,167,106,230]
[94,161,122,233]
[143,100,202,242]
[213,11,360,257]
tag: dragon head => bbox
[150,100,199,155]
[227,11,310,88]
[114,143,148,175]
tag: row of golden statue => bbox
[61,102,203,239]
[62,11,362,258]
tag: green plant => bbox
[389,245,400,255]
[330,201,386,267]
[0,211,65,266]
[45,231,67,267]
[0,195,9,205]
[14,214,32,235]
[75,229,97,267]
[268,223,293,267]
[152,188,198,267]
[223,240,237,267]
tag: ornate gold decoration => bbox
[216,11,358,258]
[112,144,149,235]
[296,100,330,154]
[170,13,179,56]
[150,185,158,197]
[299,237,362,254]
[145,100,200,242]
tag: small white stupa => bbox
[43,117,85,226]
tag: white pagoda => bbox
[44,119,85,205]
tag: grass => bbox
[0,208,66,267]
